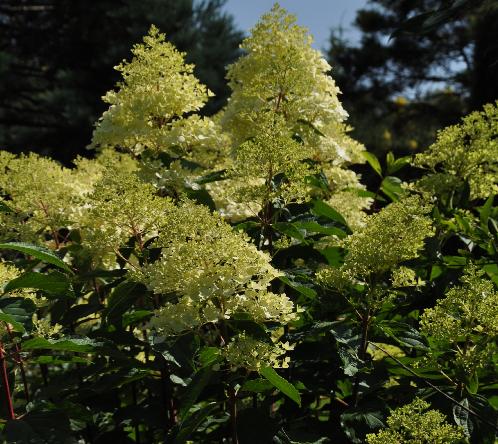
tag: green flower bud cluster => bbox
[420,265,498,374]
[0,149,137,246]
[230,113,315,206]
[318,196,434,296]
[224,333,294,371]
[366,398,464,444]
[414,101,498,200]
[79,170,174,262]
[0,152,92,243]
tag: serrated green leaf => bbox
[279,275,317,299]
[273,222,307,244]
[292,221,347,238]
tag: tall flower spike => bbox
[218,3,369,223]
[91,25,214,155]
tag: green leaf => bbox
[361,151,382,177]
[195,169,227,185]
[443,255,467,267]
[483,264,498,286]
[4,271,70,295]
[378,321,427,350]
[466,373,479,395]
[430,264,444,281]
[0,242,72,273]
[311,200,348,228]
[453,398,474,437]
[337,345,363,376]
[260,366,301,406]
[240,379,273,393]
[105,281,144,326]
[0,312,25,333]
[0,201,14,214]
[22,337,100,353]
[273,222,307,244]
[198,347,221,368]
[386,154,411,175]
[318,246,343,267]
[341,408,385,443]
[292,221,347,238]
[178,366,214,420]
[0,297,35,332]
[172,403,217,444]
[479,195,494,230]
[380,176,405,201]
[279,275,317,299]
[31,355,90,365]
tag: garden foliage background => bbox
[0,1,497,443]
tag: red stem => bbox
[0,341,15,420]
[5,324,29,403]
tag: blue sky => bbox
[222,0,369,53]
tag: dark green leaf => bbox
[195,169,227,185]
[240,379,273,393]
[311,200,348,228]
[0,312,25,333]
[22,337,100,353]
[279,275,317,299]
[4,410,71,444]
[260,366,301,406]
[273,222,308,244]
[479,195,494,230]
[178,366,214,420]
[172,403,217,444]
[292,221,347,238]
[0,297,35,332]
[0,242,72,273]
[4,271,70,295]
[105,281,144,326]
[0,201,14,214]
